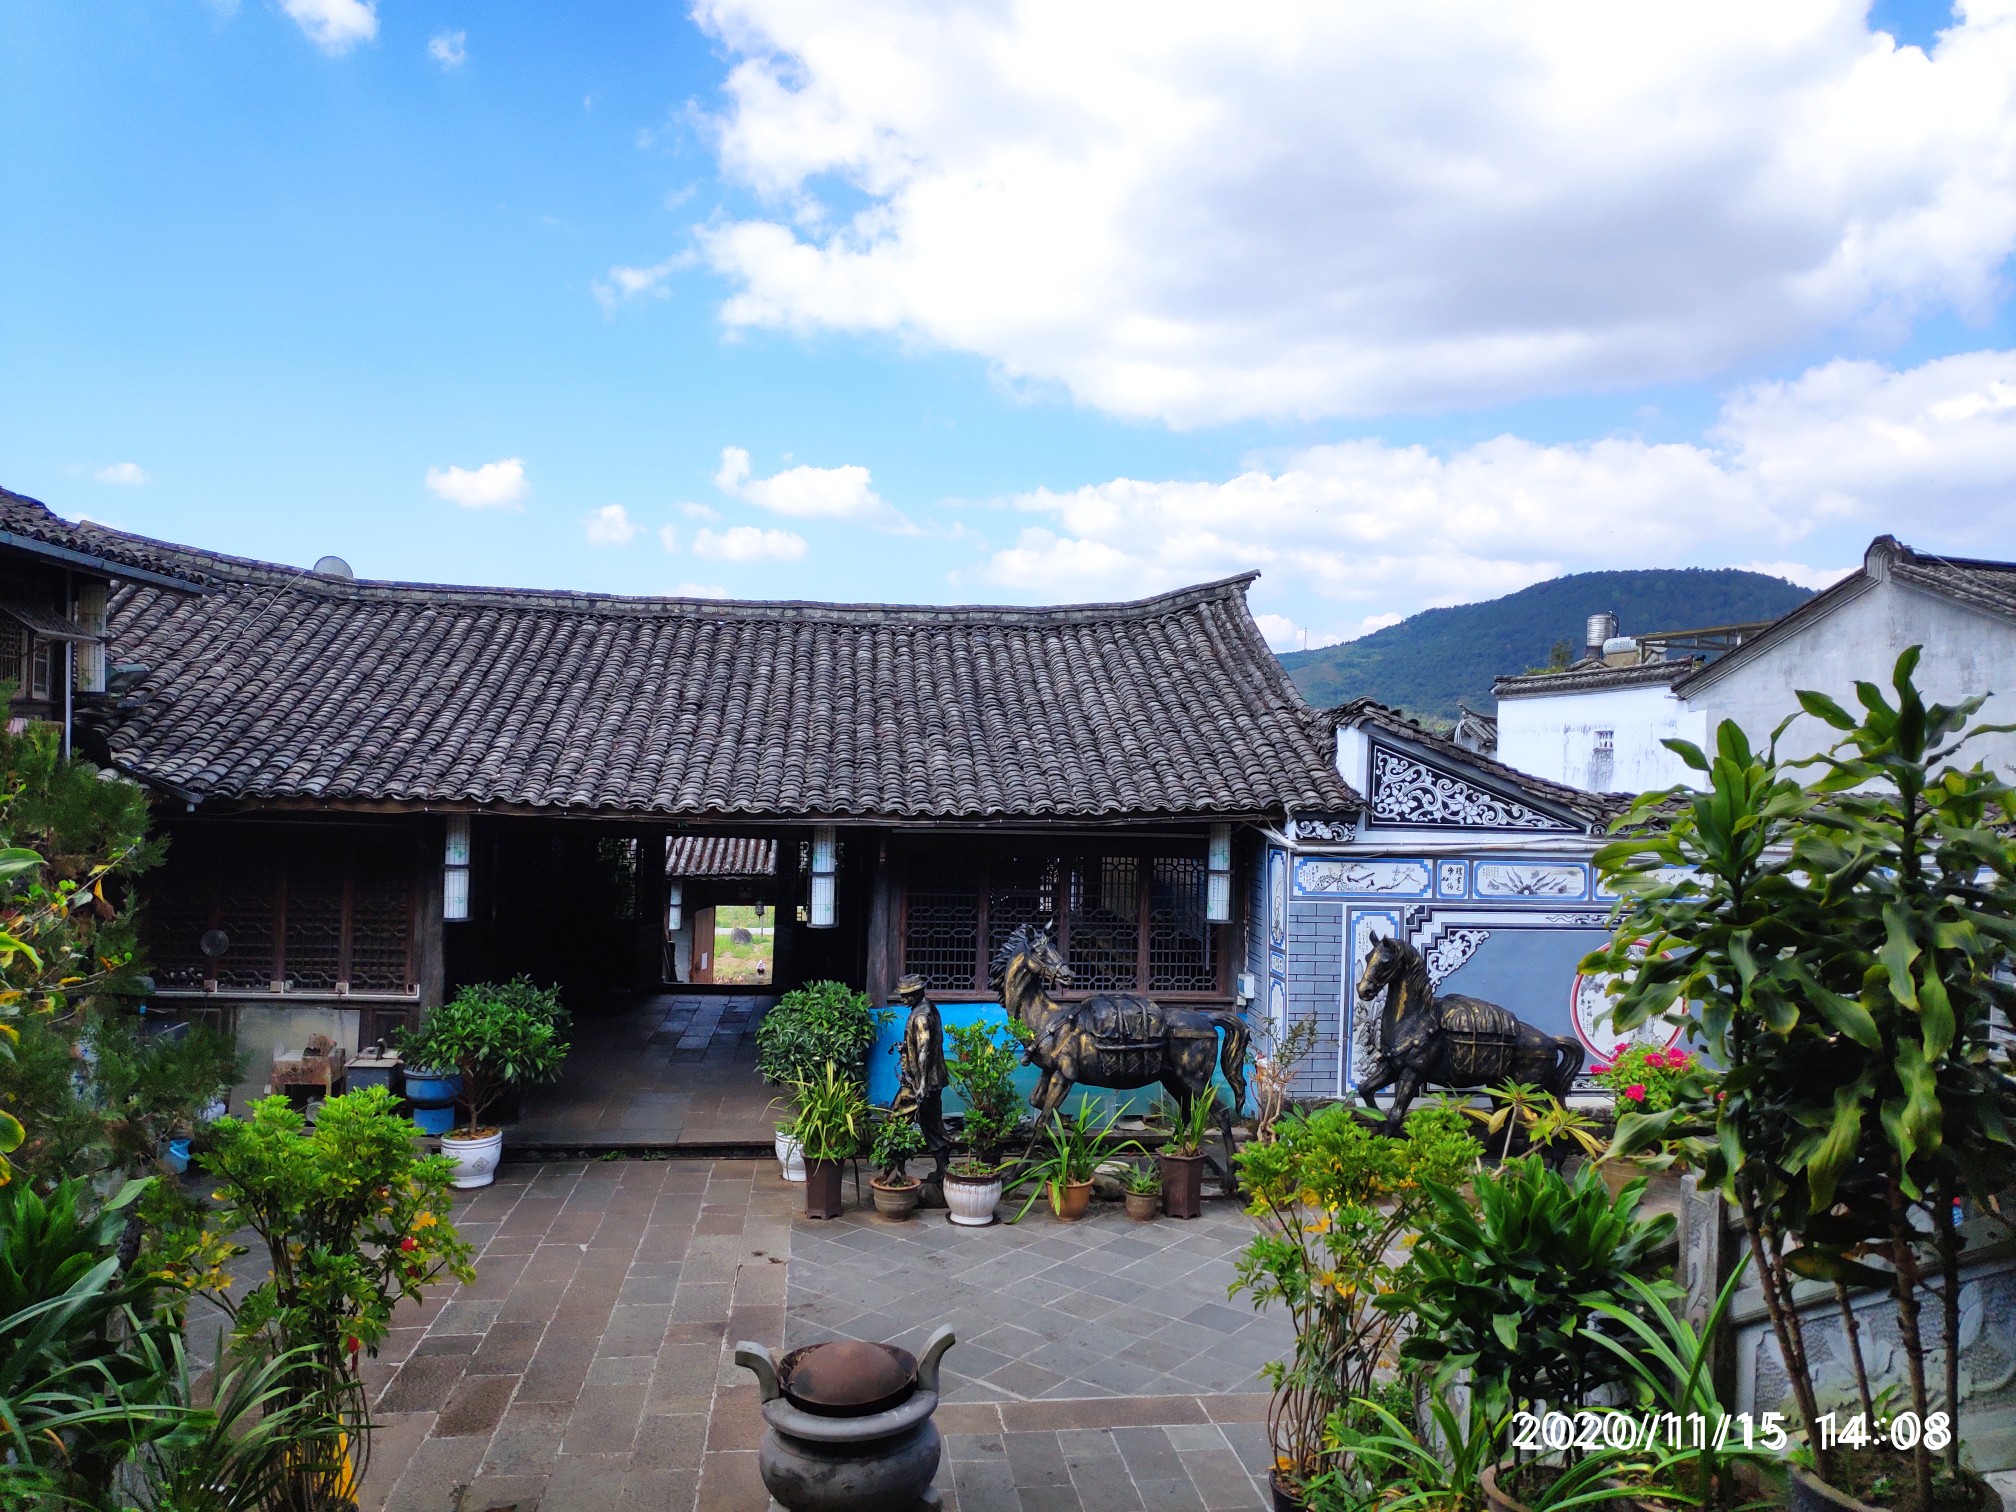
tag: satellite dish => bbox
[200,929,230,958]
[313,555,355,580]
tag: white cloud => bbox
[673,581,730,598]
[425,458,529,510]
[585,504,639,546]
[1734,560,1858,592]
[713,445,908,527]
[682,502,719,520]
[692,0,2016,425]
[93,463,148,486]
[693,524,810,562]
[981,347,2016,617]
[428,29,467,69]
[281,0,377,55]
[658,525,680,552]
[593,254,690,311]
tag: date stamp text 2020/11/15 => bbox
[1509,1411,1953,1454]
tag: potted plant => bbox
[396,979,568,1188]
[944,1020,1023,1227]
[773,1105,807,1183]
[1396,1154,1679,1512]
[1231,1100,1477,1508]
[1122,1162,1161,1222]
[1593,653,2016,1512]
[755,980,890,1091]
[1010,1101,1135,1222]
[1159,1092,1219,1219]
[869,1109,927,1220]
[792,1062,866,1220]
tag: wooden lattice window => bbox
[142,823,415,995]
[900,843,1225,997]
[1147,856,1215,991]
[903,876,982,991]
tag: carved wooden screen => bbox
[1065,855,1141,991]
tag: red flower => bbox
[399,1237,419,1253]
[1665,1049,1690,1068]
[1592,1063,1612,1076]
[346,1335,361,1356]
[1623,1084,1647,1102]
[1644,1050,1666,1069]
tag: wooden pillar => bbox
[415,817,445,1011]
[865,834,894,1008]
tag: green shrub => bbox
[1395,1154,1676,1422]
[754,980,887,1089]
[400,979,569,1132]
[945,1019,1023,1172]
[174,1087,475,1507]
[1232,1100,1476,1490]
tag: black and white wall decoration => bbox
[1366,743,1579,833]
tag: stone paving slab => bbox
[358,1159,1282,1511]
[512,995,778,1149]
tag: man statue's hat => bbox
[896,973,926,996]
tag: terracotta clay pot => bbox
[1124,1190,1159,1222]
[1160,1152,1206,1219]
[804,1157,846,1220]
[1052,1178,1094,1221]
[870,1177,921,1221]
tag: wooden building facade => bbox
[0,489,1359,1089]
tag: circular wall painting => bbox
[1568,968,1683,1065]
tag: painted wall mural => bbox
[1475,861,1586,898]
[1297,858,1432,897]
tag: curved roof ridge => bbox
[46,503,1265,624]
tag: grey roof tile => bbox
[77,508,1356,820]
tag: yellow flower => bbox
[413,1211,438,1229]
[1315,1269,1338,1290]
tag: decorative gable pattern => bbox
[1365,742,1580,833]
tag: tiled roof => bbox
[92,521,1356,821]
[666,837,777,877]
[1329,697,1631,824]
[0,489,212,591]
[1493,657,1699,697]
[1677,535,2016,697]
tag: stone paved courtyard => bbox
[510,995,778,1150]
[357,1157,1285,1512]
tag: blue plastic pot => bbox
[161,1137,191,1175]
[403,1070,461,1107]
[410,1103,457,1136]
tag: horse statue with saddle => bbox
[989,923,1249,1187]
[1353,933,1583,1136]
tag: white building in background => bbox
[1493,536,2016,794]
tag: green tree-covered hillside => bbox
[1276,568,1813,723]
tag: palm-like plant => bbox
[1009,1102,1139,1220]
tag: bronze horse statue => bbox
[1353,934,1583,1136]
[990,924,1249,1184]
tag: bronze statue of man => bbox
[890,973,951,1183]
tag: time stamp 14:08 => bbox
[1510,1411,1953,1454]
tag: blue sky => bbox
[5,0,2015,648]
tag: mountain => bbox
[1276,568,1814,723]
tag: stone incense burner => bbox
[734,1326,956,1512]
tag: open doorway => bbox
[664,836,782,986]
[698,903,775,985]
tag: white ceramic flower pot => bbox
[943,1171,1003,1227]
[441,1129,504,1189]
[775,1131,806,1183]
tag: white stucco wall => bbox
[1687,579,2016,778]
[1496,681,1707,793]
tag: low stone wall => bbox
[1676,1178,2016,1474]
